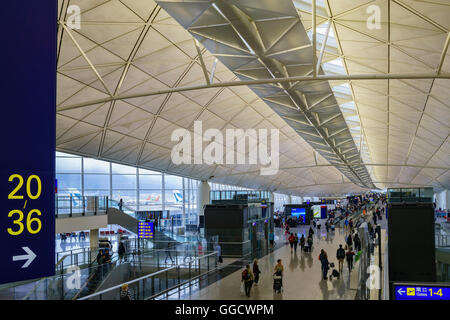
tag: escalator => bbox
[107,199,181,244]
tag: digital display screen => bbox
[291,208,306,218]
[138,221,154,239]
[312,205,321,218]
[394,284,450,300]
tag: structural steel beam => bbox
[57,73,450,111]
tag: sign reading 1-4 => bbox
[394,284,450,300]
[0,2,57,284]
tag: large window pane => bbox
[56,174,81,191]
[112,190,137,209]
[139,190,163,206]
[112,163,136,174]
[139,175,162,189]
[165,189,184,204]
[112,175,136,189]
[84,190,109,197]
[56,157,81,173]
[84,158,110,174]
[165,175,182,189]
[84,174,109,189]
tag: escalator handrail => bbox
[78,250,218,300]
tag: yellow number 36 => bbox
[7,209,42,236]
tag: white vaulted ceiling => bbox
[55,0,450,196]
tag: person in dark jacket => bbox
[118,242,126,262]
[96,250,104,265]
[346,249,355,272]
[253,259,261,285]
[120,283,132,300]
[336,244,345,273]
[319,249,329,280]
[299,234,306,252]
[346,233,353,250]
[308,226,314,237]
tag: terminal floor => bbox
[174,224,357,300]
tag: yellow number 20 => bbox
[8,174,42,200]
[7,209,42,236]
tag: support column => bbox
[287,195,292,204]
[446,190,450,211]
[90,229,99,263]
[197,181,210,232]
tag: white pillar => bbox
[287,195,292,204]
[435,190,449,210]
[270,192,275,203]
[197,181,210,217]
[446,190,450,210]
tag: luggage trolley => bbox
[273,272,283,293]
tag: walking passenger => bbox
[336,244,345,273]
[288,233,295,253]
[215,243,223,263]
[299,234,305,252]
[319,249,329,280]
[346,233,353,250]
[274,259,284,275]
[253,259,261,286]
[118,241,126,262]
[293,234,298,253]
[242,265,254,297]
[269,231,275,249]
[346,249,355,272]
[308,226,314,238]
[307,235,313,252]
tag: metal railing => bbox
[55,196,108,218]
[436,234,450,247]
[79,251,218,300]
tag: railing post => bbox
[70,195,73,217]
[151,276,155,297]
[165,270,169,291]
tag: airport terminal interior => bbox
[1,0,450,301]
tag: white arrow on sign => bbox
[12,247,37,268]
[397,288,405,295]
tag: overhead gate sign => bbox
[0,2,57,284]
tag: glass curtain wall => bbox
[56,152,199,227]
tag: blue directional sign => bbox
[394,283,450,300]
[0,2,57,284]
[138,221,155,239]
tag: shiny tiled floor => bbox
[177,223,358,300]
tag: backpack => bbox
[242,269,249,281]
[337,248,345,259]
